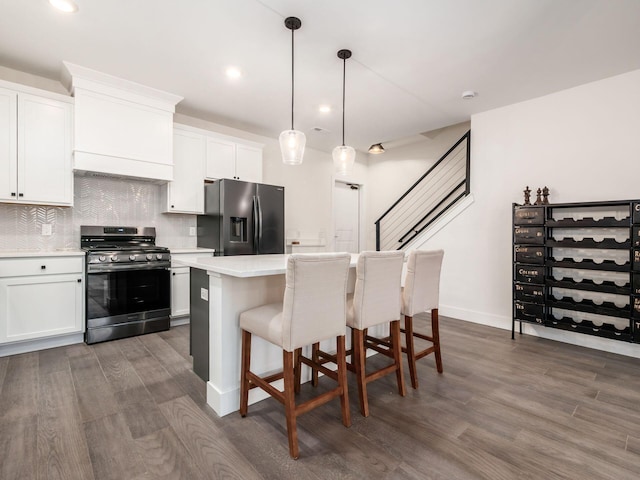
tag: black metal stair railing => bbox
[375,130,470,251]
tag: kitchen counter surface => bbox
[0,249,85,258]
[168,247,216,255]
[175,253,358,278]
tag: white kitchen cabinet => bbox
[171,267,191,317]
[205,136,263,183]
[0,255,84,345]
[170,249,215,320]
[162,126,206,214]
[0,85,73,206]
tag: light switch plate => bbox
[189,227,197,236]
[42,224,52,236]
[200,288,208,301]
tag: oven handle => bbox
[87,262,171,273]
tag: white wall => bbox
[365,122,471,250]
[420,69,640,356]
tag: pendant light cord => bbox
[291,27,295,130]
[341,56,346,146]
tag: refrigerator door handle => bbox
[256,195,263,253]
[252,195,259,251]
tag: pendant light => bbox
[333,49,356,176]
[279,17,306,165]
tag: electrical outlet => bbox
[42,224,52,236]
[189,227,197,236]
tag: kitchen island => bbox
[175,254,359,417]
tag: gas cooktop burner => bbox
[81,225,170,266]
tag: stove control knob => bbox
[111,255,119,262]
[129,254,136,261]
[156,254,163,260]
[98,255,106,262]
[146,254,153,261]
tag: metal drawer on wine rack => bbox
[633,227,640,248]
[633,202,640,224]
[514,301,545,324]
[514,207,544,225]
[634,273,640,295]
[633,297,640,318]
[515,265,545,284]
[514,283,544,303]
[514,226,545,245]
[515,246,545,265]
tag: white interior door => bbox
[333,181,360,253]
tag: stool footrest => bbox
[296,387,343,416]
[299,355,338,381]
[246,371,285,404]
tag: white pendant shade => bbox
[332,145,356,175]
[279,129,306,165]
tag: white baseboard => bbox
[440,304,640,360]
[0,333,84,357]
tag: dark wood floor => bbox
[2,317,640,479]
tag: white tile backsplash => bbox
[0,175,197,250]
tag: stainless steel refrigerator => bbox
[197,179,285,255]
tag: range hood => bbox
[62,62,183,182]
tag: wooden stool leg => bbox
[404,315,418,389]
[239,330,251,417]
[353,328,369,417]
[336,335,351,428]
[311,342,320,387]
[432,309,443,374]
[294,347,302,393]
[283,350,299,459]
[391,320,406,397]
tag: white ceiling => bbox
[1,0,639,153]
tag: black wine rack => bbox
[512,199,640,343]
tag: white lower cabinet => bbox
[171,266,190,317]
[170,250,215,320]
[0,255,84,345]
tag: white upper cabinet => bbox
[0,84,73,206]
[235,145,263,183]
[205,135,263,183]
[162,126,206,214]
[206,137,235,180]
[63,62,182,182]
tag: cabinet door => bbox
[235,145,263,183]
[18,93,73,205]
[167,129,205,213]
[205,138,235,180]
[171,267,190,317]
[0,274,84,344]
[0,88,17,202]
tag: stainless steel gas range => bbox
[81,226,171,344]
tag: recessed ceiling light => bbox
[319,105,331,113]
[461,90,477,99]
[49,0,79,13]
[225,67,242,79]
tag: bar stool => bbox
[333,250,406,417]
[238,253,351,459]
[402,249,445,389]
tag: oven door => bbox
[86,264,171,329]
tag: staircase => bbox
[375,130,471,251]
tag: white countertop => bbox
[0,249,85,258]
[168,247,216,255]
[175,253,358,278]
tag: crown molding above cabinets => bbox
[63,62,183,183]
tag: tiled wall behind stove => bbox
[0,176,197,250]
